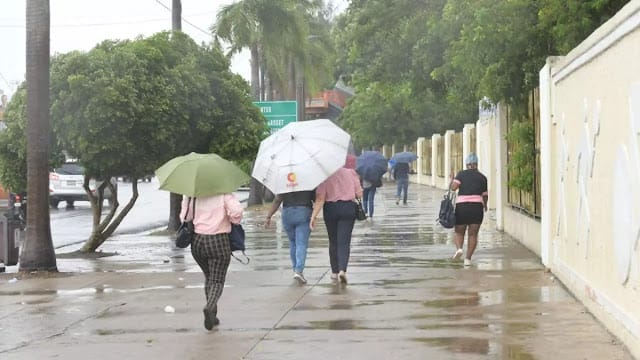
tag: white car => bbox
[49,162,116,208]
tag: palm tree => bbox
[20,0,57,271]
[213,1,335,204]
[213,0,313,100]
[167,0,183,232]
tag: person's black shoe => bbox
[203,308,220,330]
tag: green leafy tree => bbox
[50,33,195,252]
[0,87,64,194]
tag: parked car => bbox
[49,162,117,208]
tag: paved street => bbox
[0,182,633,359]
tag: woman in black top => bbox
[450,153,488,267]
[266,190,315,284]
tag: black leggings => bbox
[323,201,356,273]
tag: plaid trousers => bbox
[191,233,231,313]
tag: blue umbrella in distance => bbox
[356,151,388,182]
[392,151,418,163]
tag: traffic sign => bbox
[254,101,297,132]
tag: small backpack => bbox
[437,190,456,229]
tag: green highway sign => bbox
[254,101,297,131]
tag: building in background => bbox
[304,78,354,122]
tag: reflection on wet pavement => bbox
[0,184,633,359]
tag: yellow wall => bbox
[541,1,640,356]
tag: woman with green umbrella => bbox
[181,193,243,330]
[156,153,249,330]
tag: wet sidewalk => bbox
[0,182,633,359]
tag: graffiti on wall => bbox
[612,83,640,285]
[575,99,601,260]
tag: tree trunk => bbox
[20,0,57,272]
[250,43,260,101]
[260,50,266,101]
[172,0,182,31]
[247,44,263,206]
[247,160,263,206]
[81,180,139,252]
[287,58,296,100]
[166,0,182,231]
[167,192,182,231]
[295,59,304,122]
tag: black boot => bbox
[203,305,219,330]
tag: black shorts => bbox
[455,202,484,225]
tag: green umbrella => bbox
[155,152,249,197]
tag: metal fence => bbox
[507,88,541,218]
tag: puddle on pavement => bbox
[411,337,536,358]
[94,327,196,336]
[423,296,481,308]
[0,289,57,296]
[280,319,394,331]
[373,277,451,287]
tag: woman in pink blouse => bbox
[310,155,363,284]
[180,193,243,330]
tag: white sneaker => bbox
[293,272,307,284]
[464,258,472,267]
[452,249,463,260]
[338,270,348,284]
[330,273,338,280]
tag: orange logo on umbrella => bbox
[286,172,298,187]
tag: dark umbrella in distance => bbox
[356,151,388,182]
[392,151,418,164]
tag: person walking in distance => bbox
[450,153,488,267]
[182,193,243,330]
[361,174,382,218]
[393,161,410,205]
[310,155,363,284]
[265,190,316,285]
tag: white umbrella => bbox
[252,119,351,194]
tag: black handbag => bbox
[437,186,456,229]
[175,198,196,248]
[355,198,367,221]
[229,223,250,264]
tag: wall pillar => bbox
[443,130,454,188]
[463,123,476,159]
[431,134,440,187]
[494,103,508,231]
[416,137,426,184]
[539,57,562,267]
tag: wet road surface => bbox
[0,182,633,359]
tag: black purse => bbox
[355,198,367,221]
[229,223,250,264]
[175,198,196,248]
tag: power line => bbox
[153,0,211,37]
[0,11,216,29]
[0,17,169,28]
[0,71,12,88]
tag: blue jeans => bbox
[396,178,409,203]
[362,187,377,217]
[282,206,312,273]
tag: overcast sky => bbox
[0,0,347,99]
